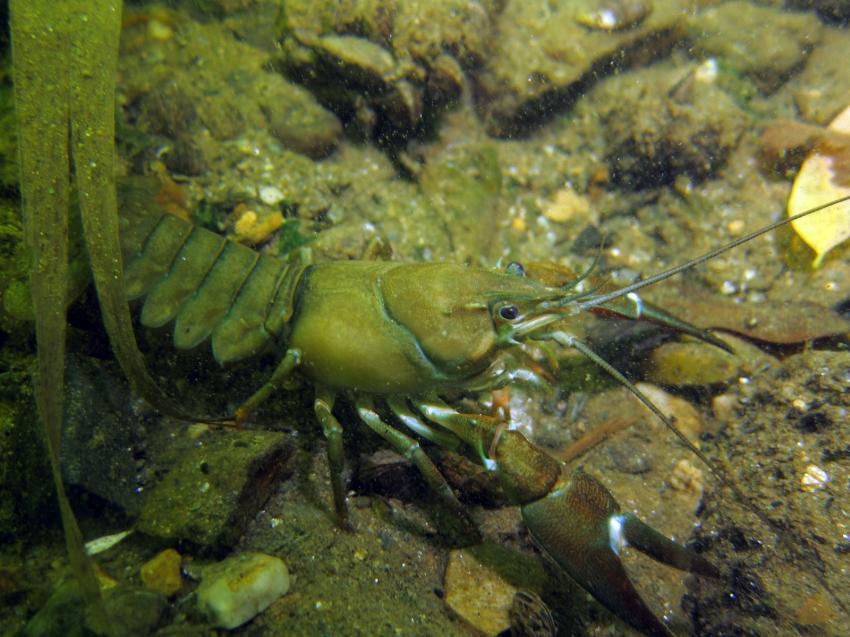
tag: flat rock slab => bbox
[137,427,293,552]
[478,0,688,135]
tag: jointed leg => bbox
[235,348,300,423]
[410,396,505,470]
[356,397,467,522]
[314,385,350,529]
[386,396,462,451]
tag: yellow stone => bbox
[141,548,183,597]
[542,187,594,224]
[94,563,118,591]
[233,210,284,246]
[146,18,173,42]
[444,548,515,636]
[443,543,546,637]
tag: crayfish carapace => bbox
[121,194,850,637]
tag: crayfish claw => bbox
[619,511,719,579]
[521,469,716,637]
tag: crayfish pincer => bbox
[120,197,848,636]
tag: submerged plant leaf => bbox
[788,103,850,267]
[11,1,189,632]
[10,1,108,629]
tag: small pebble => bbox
[141,548,183,597]
[233,209,284,245]
[575,0,652,30]
[444,549,515,636]
[259,185,285,206]
[443,546,547,637]
[711,392,739,422]
[694,58,719,83]
[792,398,808,413]
[800,464,829,492]
[147,19,173,42]
[197,552,290,629]
[542,188,594,224]
[635,383,703,443]
[726,219,745,236]
[607,443,652,474]
[669,458,704,496]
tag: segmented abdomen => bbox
[121,212,307,364]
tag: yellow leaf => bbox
[788,103,850,267]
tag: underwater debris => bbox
[84,529,133,556]
[787,104,850,266]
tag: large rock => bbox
[477,0,688,135]
[792,29,850,125]
[687,1,821,94]
[61,354,147,515]
[276,0,495,138]
[591,62,746,189]
[120,17,341,160]
[137,427,293,551]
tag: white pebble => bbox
[197,552,289,629]
[800,464,829,492]
[259,186,285,206]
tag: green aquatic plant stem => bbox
[10,1,109,630]
[65,3,189,418]
[11,0,186,631]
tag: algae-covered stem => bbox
[10,1,189,632]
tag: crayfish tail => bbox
[521,469,715,637]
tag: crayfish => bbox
[120,195,849,637]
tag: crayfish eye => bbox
[498,304,521,321]
[506,261,526,277]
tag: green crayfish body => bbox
[119,196,848,637]
[289,261,550,394]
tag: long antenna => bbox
[542,331,780,530]
[578,195,850,311]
